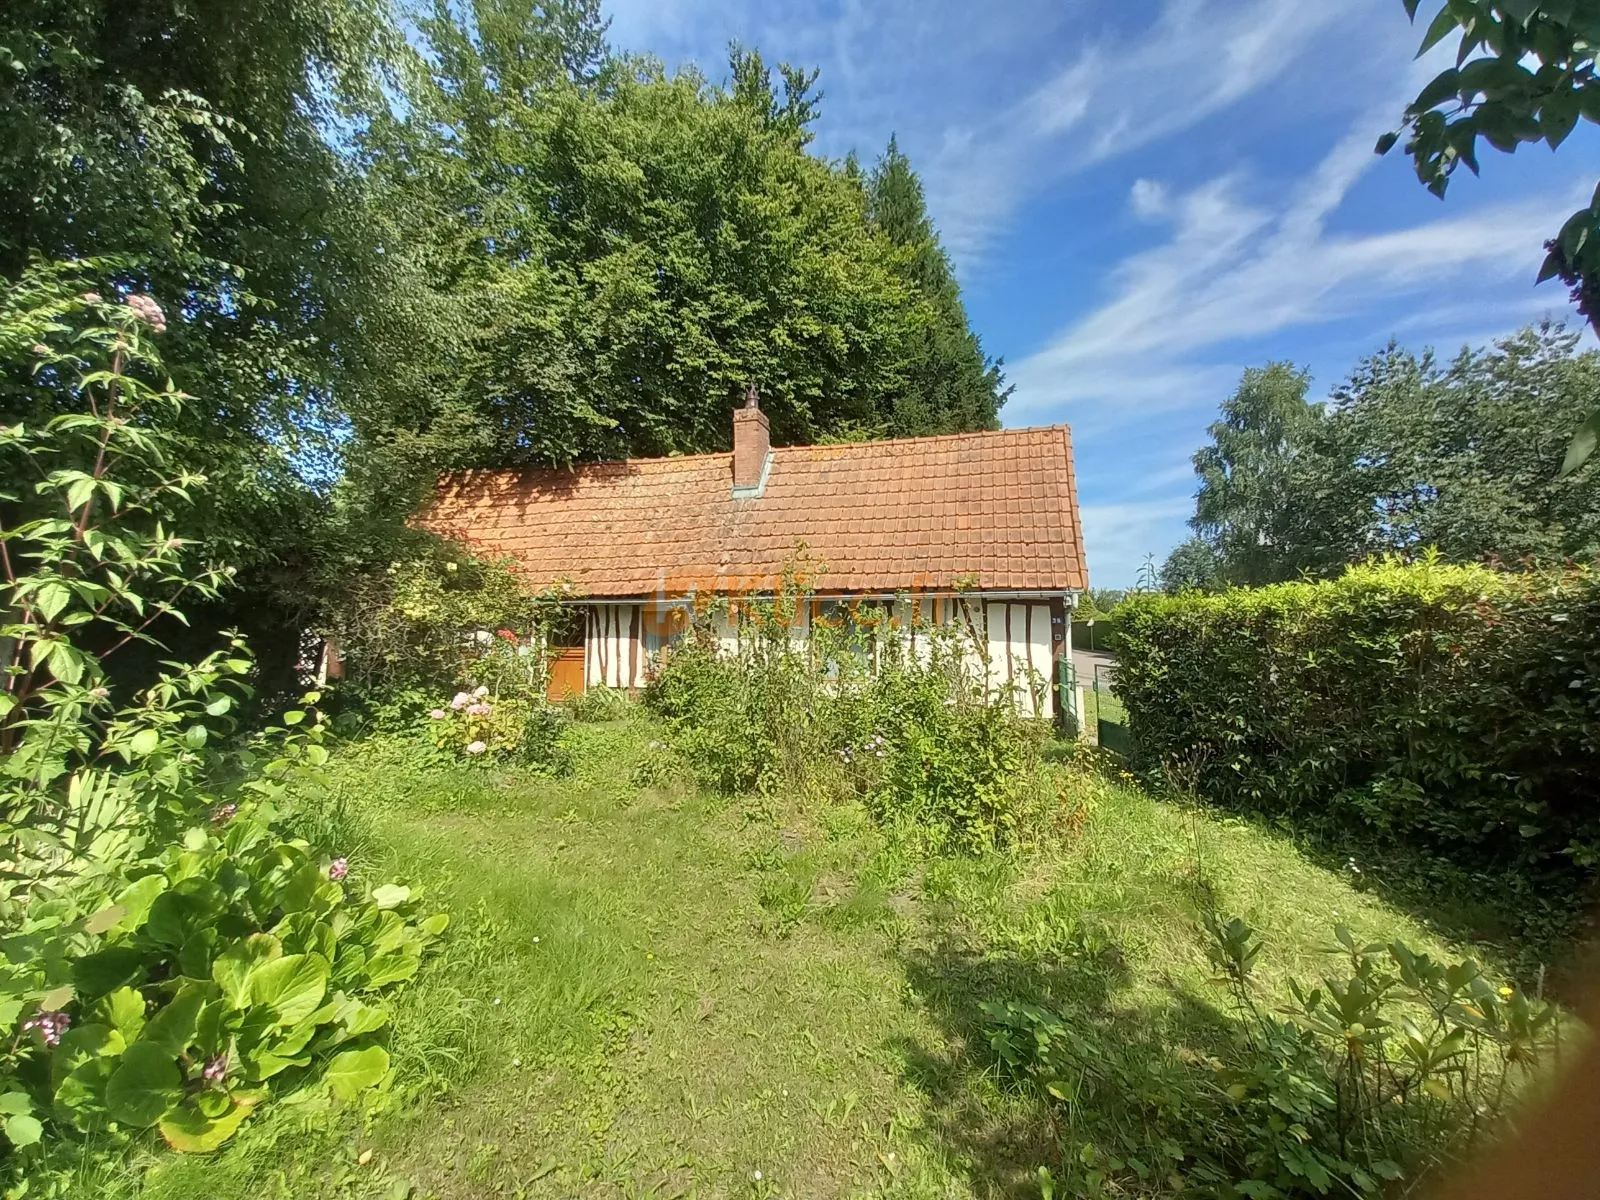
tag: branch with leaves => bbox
[1379,1,1600,472]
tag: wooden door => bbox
[546,647,585,701]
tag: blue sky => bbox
[604,0,1595,587]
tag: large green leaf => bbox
[329,993,390,1044]
[178,929,221,981]
[159,1094,260,1153]
[1561,407,1600,476]
[112,874,168,929]
[370,884,411,911]
[245,1048,311,1081]
[276,861,332,916]
[71,948,144,1001]
[52,1055,120,1129]
[97,986,146,1042]
[145,879,225,949]
[272,912,337,961]
[142,984,209,1056]
[418,912,450,939]
[324,1045,389,1101]
[358,949,420,991]
[4,1114,42,1148]
[50,1022,122,1073]
[33,580,71,622]
[213,933,283,1009]
[105,1040,182,1127]
[248,953,329,1025]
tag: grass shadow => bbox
[1176,795,1593,986]
[893,936,1304,1199]
[892,941,1115,1197]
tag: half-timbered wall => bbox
[584,604,647,690]
[984,601,1055,718]
[579,595,1068,720]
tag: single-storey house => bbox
[418,396,1089,722]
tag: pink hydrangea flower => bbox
[328,857,349,881]
[429,708,447,720]
[465,740,487,755]
[450,692,471,710]
[466,702,491,716]
[473,685,489,698]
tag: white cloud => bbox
[604,0,1395,272]
[1129,178,1170,220]
[922,0,1379,268]
[1007,135,1586,421]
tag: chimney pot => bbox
[732,390,770,493]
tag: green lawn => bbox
[118,714,1479,1199]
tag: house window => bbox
[547,610,584,649]
[642,602,688,655]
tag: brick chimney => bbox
[732,383,770,495]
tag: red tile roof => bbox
[418,425,1088,597]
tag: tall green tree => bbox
[1159,539,1223,593]
[0,0,405,687]
[1325,323,1600,564]
[1181,324,1600,585]
[1188,363,1330,585]
[866,136,1008,435]
[348,10,1002,487]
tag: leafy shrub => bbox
[644,593,1052,851]
[1,794,446,1158]
[985,912,1560,1198]
[427,686,524,760]
[643,640,776,795]
[326,551,574,702]
[519,702,574,775]
[863,666,1046,852]
[629,738,686,790]
[422,687,572,772]
[0,277,448,1179]
[1114,558,1600,927]
[562,684,633,724]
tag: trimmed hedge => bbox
[1114,560,1600,887]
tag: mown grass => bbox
[101,711,1500,1199]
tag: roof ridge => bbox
[438,423,1074,481]
[775,423,1070,455]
